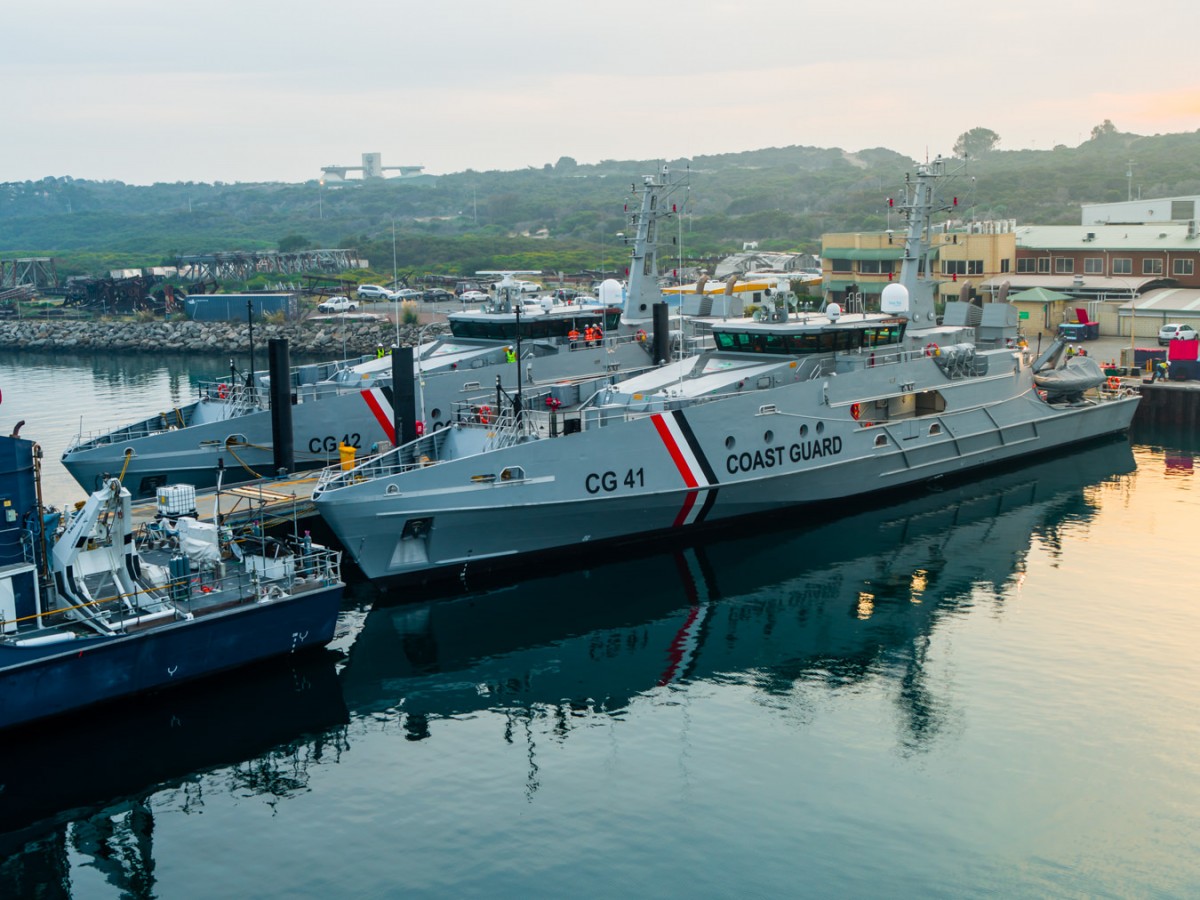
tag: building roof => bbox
[713,251,815,280]
[1015,223,1200,251]
[978,274,1161,294]
[1008,287,1074,303]
[1116,287,1200,314]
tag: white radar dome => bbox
[880,283,910,314]
[598,278,625,306]
[825,302,842,321]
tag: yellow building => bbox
[822,228,1017,310]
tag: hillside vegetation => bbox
[4,125,1200,283]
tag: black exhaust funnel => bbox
[268,338,294,475]
[652,302,670,365]
[392,345,418,445]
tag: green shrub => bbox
[400,300,419,325]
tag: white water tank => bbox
[157,484,197,518]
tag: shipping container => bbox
[184,293,297,321]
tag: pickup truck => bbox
[317,296,358,313]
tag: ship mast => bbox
[621,166,687,327]
[895,156,961,327]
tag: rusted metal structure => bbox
[62,274,164,314]
[0,258,58,290]
[175,249,360,282]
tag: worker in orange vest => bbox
[584,325,597,346]
[568,326,580,348]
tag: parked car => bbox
[459,290,489,304]
[392,288,421,301]
[317,296,358,313]
[422,288,454,303]
[516,280,542,294]
[455,280,486,297]
[1158,323,1198,346]
[356,284,392,301]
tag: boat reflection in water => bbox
[0,438,1138,894]
[340,438,1136,747]
[0,652,348,894]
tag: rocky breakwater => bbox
[0,317,444,356]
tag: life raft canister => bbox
[850,402,861,420]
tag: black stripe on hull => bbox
[670,410,719,485]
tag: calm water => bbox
[1,351,1199,898]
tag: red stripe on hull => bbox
[651,414,698,488]
[361,391,396,445]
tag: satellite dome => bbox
[881,283,910,314]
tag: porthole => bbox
[725,436,736,450]
[430,407,442,420]
[816,421,825,434]
[799,424,808,438]
[763,430,774,444]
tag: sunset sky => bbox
[6,0,1198,184]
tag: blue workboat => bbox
[0,428,344,731]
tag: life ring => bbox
[1106,376,1121,391]
[478,405,491,425]
[636,329,647,343]
[850,402,861,420]
[217,383,229,399]
[924,343,940,357]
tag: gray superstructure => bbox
[313,157,1140,584]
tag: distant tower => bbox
[320,153,425,182]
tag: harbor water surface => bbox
[1,351,1198,898]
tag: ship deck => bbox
[130,473,322,530]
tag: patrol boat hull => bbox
[315,350,1139,585]
[62,387,396,497]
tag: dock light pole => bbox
[246,299,256,393]
[412,322,438,427]
[513,300,523,415]
[392,219,400,349]
[1109,277,1138,356]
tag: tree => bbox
[953,128,1001,158]
[1090,119,1118,141]
[278,233,312,252]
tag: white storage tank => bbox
[157,484,198,518]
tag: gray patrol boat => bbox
[60,169,703,498]
[314,156,1141,585]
